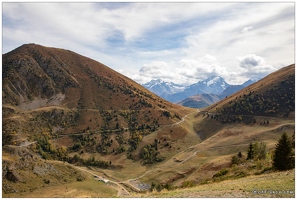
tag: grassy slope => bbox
[134,169,295,198]
[4,172,118,198]
[132,112,294,186]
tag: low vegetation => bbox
[141,139,165,164]
[145,132,294,196]
[135,169,294,198]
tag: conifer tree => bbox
[273,132,294,170]
[247,143,254,160]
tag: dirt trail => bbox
[161,109,199,127]
[73,166,130,196]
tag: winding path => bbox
[161,109,199,127]
[72,166,130,196]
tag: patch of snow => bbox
[206,77,220,86]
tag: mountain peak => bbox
[242,79,255,87]
[150,79,164,84]
[188,76,229,94]
[203,76,225,86]
[143,79,185,96]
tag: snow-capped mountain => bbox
[143,76,256,105]
[185,76,230,95]
[143,79,185,97]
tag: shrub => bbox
[213,168,229,178]
[231,155,240,165]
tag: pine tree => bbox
[247,143,254,160]
[273,132,294,170]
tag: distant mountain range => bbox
[143,76,255,108]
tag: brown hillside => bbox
[2,44,198,196]
[2,43,194,163]
[3,43,192,125]
[200,64,295,123]
[178,93,221,108]
[3,43,187,111]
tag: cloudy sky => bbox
[2,2,295,85]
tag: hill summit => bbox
[3,43,193,159]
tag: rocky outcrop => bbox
[3,164,22,183]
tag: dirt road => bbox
[73,166,130,196]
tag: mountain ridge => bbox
[144,76,255,107]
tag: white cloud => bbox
[183,3,294,71]
[135,55,232,85]
[135,53,279,85]
[2,2,233,51]
[2,2,294,87]
[241,26,253,33]
[237,54,277,79]
[139,61,176,79]
[238,54,265,68]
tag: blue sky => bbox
[2,2,295,85]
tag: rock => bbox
[43,179,51,184]
[5,165,22,183]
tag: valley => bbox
[2,44,295,198]
[4,108,294,198]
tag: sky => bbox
[2,2,295,86]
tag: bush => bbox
[213,168,229,178]
[162,111,171,118]
[181,181,196,188]
[231,155,240,165]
